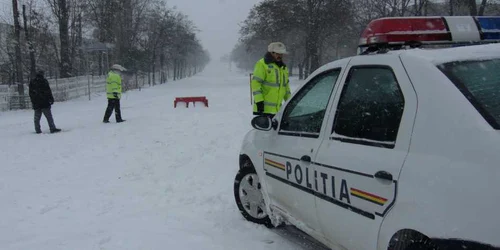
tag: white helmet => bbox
[268,42,288,54]
[110,64,126,71]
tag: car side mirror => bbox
[251,116,277,131]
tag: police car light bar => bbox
[359,16,500,48]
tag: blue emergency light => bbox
[476,17,500,40]
[358,16,500,54]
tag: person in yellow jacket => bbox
[251,42,292,116]
[103,64,126,123]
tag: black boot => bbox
[50,128,62,133]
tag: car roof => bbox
[387,43,500,65]
[306,43,500,83]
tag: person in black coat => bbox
[29,70,61,134]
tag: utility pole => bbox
[12,0,25,108]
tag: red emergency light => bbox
[360,17,451,46]
[359,16,500,51]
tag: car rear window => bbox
[438,58,500,129]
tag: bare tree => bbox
[478,0,489,15]
[29,4,60,78]
[238,0,354,77]
[447,0,492,15]
[412,0,430,15]
[23,4,36,78]
[12,0,24,107]
[88,0,208,79]
[46,0,72,78]
[468,0,478,15]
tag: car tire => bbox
[404,242,434,250]
[234,166,273,228]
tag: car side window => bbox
[332,66,405,148]
[280,70,340,137]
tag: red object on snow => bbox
[174,96,209,108]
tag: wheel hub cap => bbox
[239,173,267,219]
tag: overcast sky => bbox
[166,0,262,59]
[0,0,262,60]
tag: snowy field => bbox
[0,63,309,250]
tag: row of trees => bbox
[231,0,500,79]
[5,0,210,88]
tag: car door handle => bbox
[375,171,393,181]
[300,155,311,163]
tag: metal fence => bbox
[7,95,32,110]
[0,72,159,111]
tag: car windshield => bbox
[438,58,500,129]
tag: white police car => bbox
[233,16,500,250]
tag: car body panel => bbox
[239,44,500,250]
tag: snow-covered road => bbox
[0,63,311,250]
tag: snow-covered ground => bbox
[0,63,308,250]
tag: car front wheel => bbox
[234,165,273,228]
[404,241,434,250]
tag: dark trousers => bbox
[34,108,56,132]
[103,99,122,122]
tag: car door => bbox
[263,68,343,236]
[312,55,417,250]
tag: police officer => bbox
[103,64,126,123]
[251,42,292,117]
[29,70,61,134]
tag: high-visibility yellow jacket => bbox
[106,71,122,99]
[251,55,291,115]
